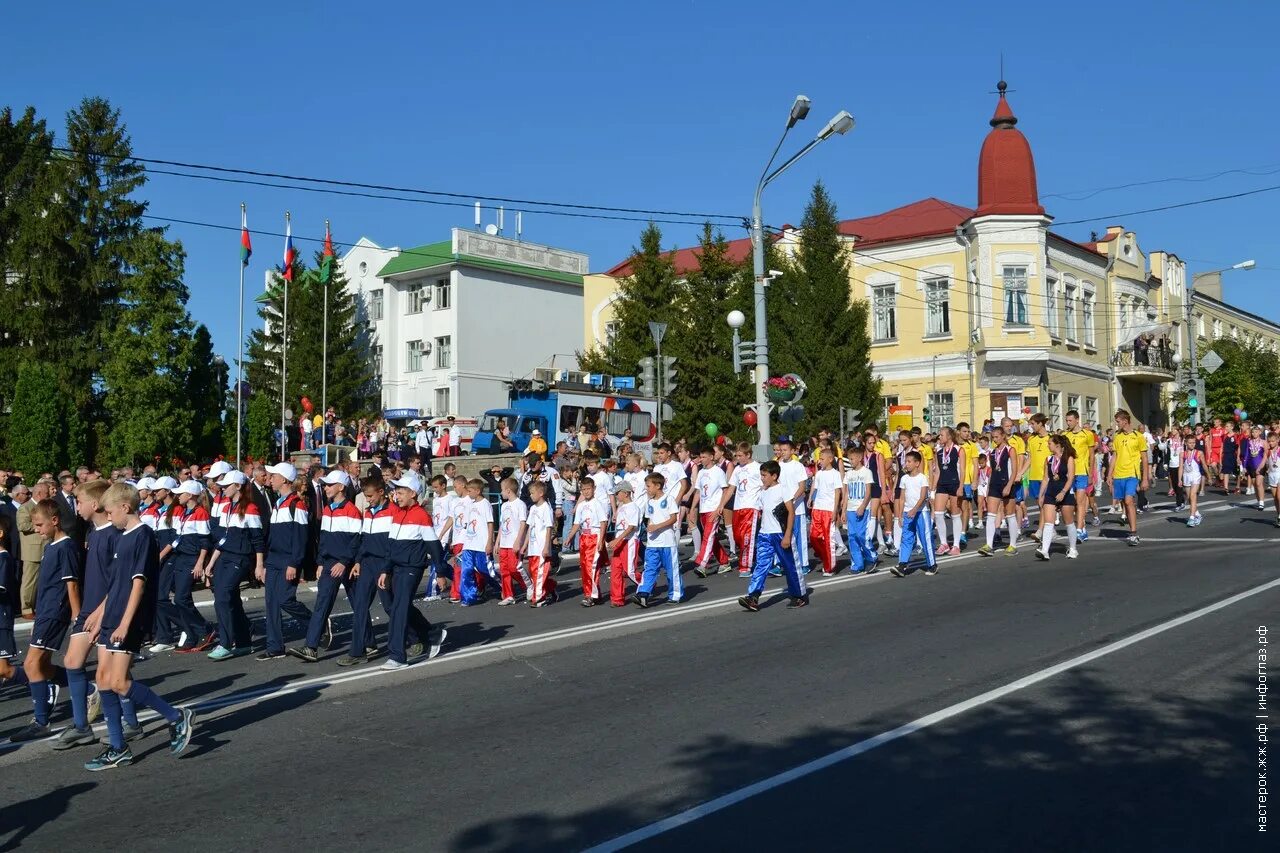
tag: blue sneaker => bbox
[206,645,234,661]
[85,746,133,771]
[169,707,195,755]
[1077,530,1089,542]
[767,567,783,577]
[959,535,968,547]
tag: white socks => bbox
[985,513,997,548]
[1040,523,1054,555]
[1006,516,1018,548]
[893,518,903,552]
[935,512,949,548]
[952,514,963,546]
[1066,523,1077,550]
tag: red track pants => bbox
[695,511,730,568]
[732,509,758,572]
[579,531,602,600]
[498,548,527,600]
[609,538,639,605]
[810,508,836,573]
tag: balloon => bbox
[302,396,314,414]
[705,423,719,438]
[743,409,758,427]
[1241,411,1249,420]
[313,414,323,428]
[716,434,727,446]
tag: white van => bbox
[426,416,479,455]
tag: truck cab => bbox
[472,410,548,455]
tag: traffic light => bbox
[1187,394,1198,409]
[923,405,932,424]
[662,356,678,395]
[638,357,655,397]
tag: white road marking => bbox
[583,575,1280,852]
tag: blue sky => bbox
[7,1,1279,359]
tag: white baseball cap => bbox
[152,476,179,492]
[389,472,422,492]
[320,470,351,487]
[532,429,542,435]
[217,471,248,487]
[175,480,204,497]
[205,460,233,479]
[265,462,298,481]
[135,477,156,491]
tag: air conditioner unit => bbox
[534,367,565,385]
[564,370,587,384]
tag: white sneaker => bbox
[148,643,176,653]
[498,597,515,606]
[423,594,442,602]
[380,659,408,671]
[177,632,188,647]
[1066,549,1079,559]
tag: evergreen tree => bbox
[100,230,196,467]
[244,245,377,424]
[8,362,75,476]
[579,223,680,377]
[187,324,228,461]
[245,389,277,462]
[767,181,880,435]
[666,224,752,442]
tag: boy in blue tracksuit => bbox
[841,446,880,574]
[340,475,398,666]
[891,451,938,577]
[290,470,366,662]
[636,472,681,607]
[739,460,808,611]
[158,480,217,652]
[203,472,263,660]
[381,473,447,670]
[258,463,315,660]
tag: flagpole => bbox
[322,219,329,423]
[280,210,290,463]
[236,205,246,465]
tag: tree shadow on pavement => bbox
[450,667,1254,853]
[0,782,93,851]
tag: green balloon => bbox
[705,422,719,438]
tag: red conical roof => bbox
[976,82,1045,217]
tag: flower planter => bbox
[766,387,797,403]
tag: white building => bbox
[338,229,586,419]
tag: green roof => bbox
[375,240,583,286]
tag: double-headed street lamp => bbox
[740,95,855,459]
[1184,259,1254,425]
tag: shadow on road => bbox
[450,667,1254,852]
[0,782,94,851]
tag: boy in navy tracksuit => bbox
[258,463,316,660]
[158,480,217,652]
[10,499,80,742]
[340,476,397,666]
[203,472,263,660]
[0,515,29,695]
[381,473,446,670]
[85,482,194,771]
[289,470,366,662]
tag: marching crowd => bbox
[2,407,1279,772]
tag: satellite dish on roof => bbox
[484,223,499,236]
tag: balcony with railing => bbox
[1111,335,1176,382]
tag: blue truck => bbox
[472,379,658,456]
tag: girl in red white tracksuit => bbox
[608,483,641,606]
[808,449,842,575]
[693,448,731,576]
[729,442,762,577]
[568,478,609,605]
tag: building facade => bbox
[586,83,1211,432]
[338,229,586,420]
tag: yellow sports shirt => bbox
[1112,431,1147,479]
[1027,434,1050,482]
[961,441,978,484]
[1064,429,1095,463]
[1007,434,1027,476]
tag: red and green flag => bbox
[240,206,252,266]
[320,220,334,284]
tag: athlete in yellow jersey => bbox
[1001,417,1030,530]
[1063,410,1097,544]
[956,422,980,537]
[1026,413,1051,542]
[1107,409,1148,546]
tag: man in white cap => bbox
[381,472,447,668]
[257,462,317,659]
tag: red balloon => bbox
[743,409,758,427]
[716,434,727,445]
[301,397,314,414]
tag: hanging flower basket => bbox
[764,376,799,403]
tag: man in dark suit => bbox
[54,473,85,545]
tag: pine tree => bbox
[245,389,277,462]
[666,224,753,443]
[8,362,74,476]
[100,230,197,467]
[579,223,680,377]
[768,181,881,435]
[187,324,228,461]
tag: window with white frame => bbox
[1067,394,1081,425]
[434,387,450,416]
[434,277,451,310]
[1082,290,1095,346]
[368,288,384,322]
[1049,391,1063,430]
[372,344,383,378]
[1231,325,1239,340]
[927,392,955,428]
[1045,275,1058,336]
[1063,284,1077,342]
[924,277,950,337]
[604,321,620,347]
[1197,315,1205,338]
[1003,266,1028,325]
[406,339,425,372]
[872,285,897,341]
[435,335,452,369]
[1212,318,1222,339]
[1085,396,1099,428]
[1118,297,1129,332]
[407,283,429,314]
[880,395,899,425]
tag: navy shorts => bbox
[71,610,92,635]
[936,481,961,498]
[0,603,15,658]
[30,617,69,652]
[97,623,143,655]
[869,484,882,500]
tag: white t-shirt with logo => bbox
[452,494,470,545]
[730,461,763,511]
[810,468,842,512]
[613,501,641,541]
[460,499,490,553]
[573,496,609,536]
[843,467,873,512]
[589,470,614,500]
[695,465,728,514]
[498,499,527,549]
[525,502,554,556]
[778,459,809,516]
[759,484,789,535]
[655,460,686,503]
[644,495,678,548]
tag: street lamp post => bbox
[1185,260,1253,425]
[749,96,855,460]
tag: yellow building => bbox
[587,82,1197,432]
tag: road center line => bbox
[583,575,1280,852]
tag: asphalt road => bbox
[1,492,1276,852]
